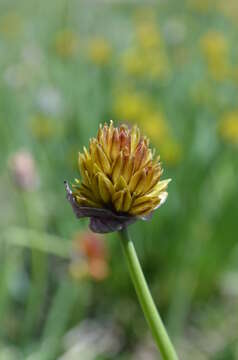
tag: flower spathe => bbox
[65,121,170,233]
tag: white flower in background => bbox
[3,45,45,90]
[35,86,64,116]
[59,320,122,360]
[132,336,157,360]
[163,18,186,45]
[21,43,45,69]
[4,64,27,89]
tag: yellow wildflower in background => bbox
[122,49,147,76]
[138,112,182,166]
[160,140,182,166]
[142,112,170,145]
[122,49,169,80]
[134,7,156,24]
[29,115,55,141]
[114,92,175,152]
[113,91,180,165]
[201,31,227,59]
[54,29,79,59]
[136,22,161,50]
[217,0,238,23]
[187,0,215,12]
[114,91,151,123]
[219,111,238,145]
[0,12,23,39]
[121,19,170,80]
[145,49,170,79]
[88,37,111,66]
[200,31,230,81]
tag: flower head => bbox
[65,121,170,233]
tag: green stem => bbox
[118,228,178,360]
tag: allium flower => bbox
[65,121,170,233]
[65,123,177,360]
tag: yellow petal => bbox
[79,184,101,202]
[96,144,111,175]
[134,169,146,195]
[91,174,100,198]
[98,173,114,203]
[97,124,103,142]
[130,125,140,153]
[128,169,144,193]
[112,190,124,212]
[112,151,123,183]
[129,201,154,216]
[89,138,97,155]
[148,179,171,196]
[81,147,93,175]
[78,152,85,174]
[132,194,159,207]
[111,128,120,161]
[134,142,146,172]
[92,163,102,175]
[121,154,135,183]
[143,167,154,193]
[144,165,163,193]
[122,189,132,212]
[141,148,153,168]
[106,120,114,157]
[84,171,92,188]
[78,153,92,186]
[99,124,110,157]
[75,195,102,208]
[83,146,91,161]
[114,175,128,192]
[132,192,167,214]
[112,189,131,212]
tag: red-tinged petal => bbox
[112,151,123,183]
[114,175,128,192]
[121,154,134,183]
[128,169,144,193]
[97,173,114,203]
[111,128,120,161]
[96,144,111,175]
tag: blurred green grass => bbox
[0,0,238,359]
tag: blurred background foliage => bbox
[0,0,238,359]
